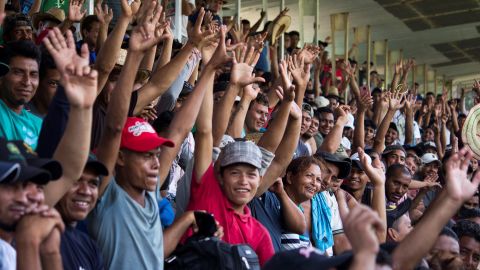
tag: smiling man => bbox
[55,155,109,270]
[0,41,42,149]
[244,93,269,135]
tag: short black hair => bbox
[453,220,480,242]
[241,19,250,25]
[1,40,41,66]
[426,92,435,97]
[372,87,382,95]
[289,31,300,37]
[317,106,333,116]
[152,111,174,134]
[81,15,100,34]
[365,119,377,130]
[386,164,411,179]
[458,207,480,221]
[439,227,459,241]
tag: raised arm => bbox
[42,29,96,207]
[133,8,214,115]
[392,148,480,269]
[94,0,140,93]
[318,105,349,153]
[257,97,301,196]
[248,10,266,34]
[193,26,233,180]
[212,45,263,146]
[352,91,373,153]
[404,94,416,145]
[358,147,387,242]
[59,0,86,34]
[373,91,405,154]
[288,54,310,107]
[94,3,113,53]
[158,27,231,186]
[95,0,165,197]
[257,85,294,153]
[225,84,257,138]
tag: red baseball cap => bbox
[120,117,174,152]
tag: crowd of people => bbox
[0,0,479,269]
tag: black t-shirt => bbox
[60,226,104,270]
[249,191,284,252]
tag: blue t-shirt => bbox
[0,99,43,149]
[87,178,164,269]
[60,226,104,270]
[249,191,284,252]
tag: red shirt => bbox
[186,164,274,266]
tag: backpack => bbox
[165,236,260,270]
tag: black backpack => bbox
[165,236,260,270]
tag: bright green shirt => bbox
[0,99,43,150]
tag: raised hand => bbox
[120,0,141,19]
[298,44,321,65]
[357,90,373,112]
[387,90,405,110]
[404,93,417,111]
[342,204,383,256]
[335,105,350,126]
[68,0,87,22]
[242,84,261,102]
[288,54,310,87]
[95,3,113,26]
[129,0,167,52]
[358,147,385,186]
[278,60,292,91]
[188,8,216,49]
[206,25,234,70]
[43,28,97,109]
[444,148,480,202]
[275,84,295,103]
[268,178,285,195]
[229,45,265,87]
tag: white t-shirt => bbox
[393,110,421,145]
[324,191,344,256]
[0,238,16,270]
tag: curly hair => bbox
[453,220,480,242]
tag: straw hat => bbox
[326,86,340,98]
[462,103,480,159]
[267,15,291,45]
[32,8,65,30]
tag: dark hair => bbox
[1,40,41,66]
[289,31,300,37]
[81,15,100,35]
[458,207,480,221]
[386,164,411,179]
[453,220,480,242]
[249,93,269,109]
[39,48,56,80]
[364,119,377,130]
[426,92,435,97]
[317,106,334,116]
[372,87,382,95]
[152,111,174,134]
[241,19,250,25]
[439,227,459,241]
[2,13,32,42]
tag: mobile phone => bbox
[194,211,217,237]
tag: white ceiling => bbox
[224,0,480,82]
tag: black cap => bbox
[0,61,9,76]
[86,154,108,177]
[0,161,20,183]
[0,138,52,185]
[387,199,411,228]
[11,140,63,180]
[388,122,398,133]
[263,247,352,270]
[314,151,352,179]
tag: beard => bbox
[302,133,313,140]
